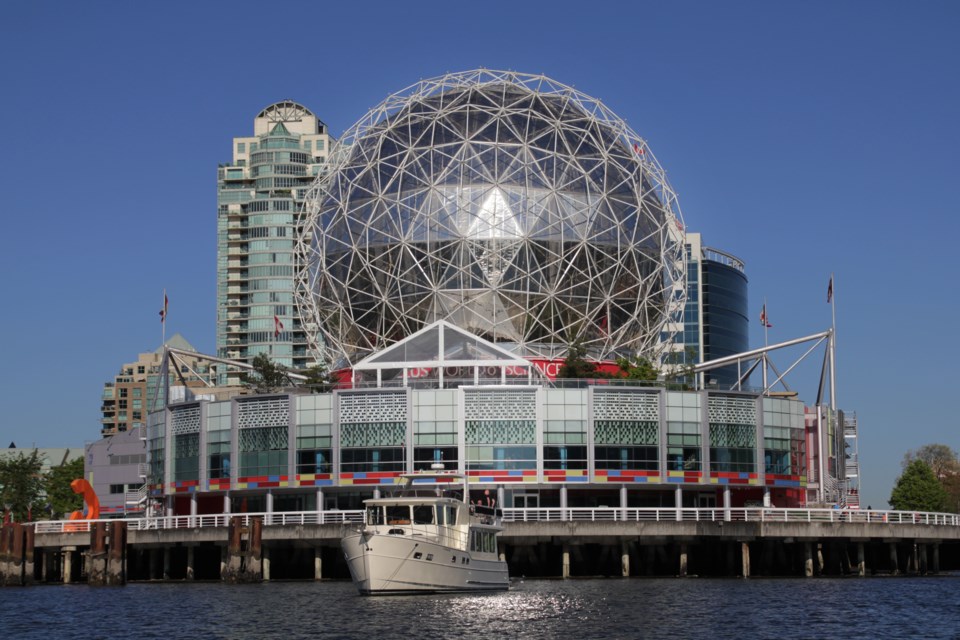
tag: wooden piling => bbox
[87,521,108,585]
[222,516,263,583]
[107,521,127,585]
[23,525,35,586]
[0,524,24,586]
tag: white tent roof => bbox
[351,320,539,387]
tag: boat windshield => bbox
[366,506,384,525]
[369,503,458,526]
[386,505,411,525]
[412,505,435,524]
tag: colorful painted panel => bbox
[339,471,405,486]
[209,477,231,491]
[235,475,290,490]
[295,473,334,487]
[543,469,588,483]
[666,470,704,483]
[765,473,806,488]
[168,480,200,494]
[708,471,759,485]
[466,469,538,483]
[593,469,661,483]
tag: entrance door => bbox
[513,493,539,509]
[698,494,716,508]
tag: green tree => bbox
[557,339,598,379]
[901,443,960,513]
[43,457,85,519]
[302,362,333,393]
[247,353,288,393]
[0,451,45,522]
[902,443,959,481]
[944,474,960,514]
[615,354,659,381]
[889,459,950,512]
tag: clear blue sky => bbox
[1,1,957,509]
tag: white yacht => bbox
[341,470,509,595]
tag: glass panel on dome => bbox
[442,326,509,362]
[366,325,441,365]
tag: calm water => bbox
[2,577,959,639]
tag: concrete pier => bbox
[16,510,960,585]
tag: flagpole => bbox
[762,298,768,391]
[829,274,837,409]
[161,288,166,347]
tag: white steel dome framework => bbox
[297,70,685,367]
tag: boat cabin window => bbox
[366,506,384,525]
[470,530,496,553]
[386,505,411,525]
[445,506,458,526]
[413,504,435,525]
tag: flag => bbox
[827,277,833,303]
[633,143,645,155]
[159,294,168,323]
[274,315,284,338]
[760,304,772,328]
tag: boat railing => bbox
[400,522,471,550]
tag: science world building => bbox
[144,71,848,518]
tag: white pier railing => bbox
[31,507,960,534]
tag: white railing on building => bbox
[31,507,960,534]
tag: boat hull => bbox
[342,531,509,595]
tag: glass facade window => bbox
[173,433,199,481]
[239,426,288,477]
[544,390,587,470]
[296,424,332,474]
[465,420,536,471]
[764,426,792,474]
[339,421,405,473]
[208,429,231,479]
[667,422,701,471]
[413,421,457,471]
[701,260,749,388]
[761,397,806,476]
[147,420,165,486]
[543,420,587,471]
[594,420,659,471]
[413,390,457,470]
[709,424,756,473]
[341,447,404,473]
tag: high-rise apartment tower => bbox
[216,101,332,383]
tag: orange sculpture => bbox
[68,478,100,521]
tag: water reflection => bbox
[0,577,958,640]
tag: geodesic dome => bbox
[297,70,685,367]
